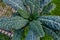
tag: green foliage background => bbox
[0,0,60,40]
[51,0,60,16]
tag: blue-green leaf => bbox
[0,16,28,30]
[12,29,24,40]
[17,9,30,19]
[42,3,56,14]
[40,0,52,9]
[55,31,60,37]
[3,0,25,10]
[38,16,60,31]
[43,27,60,40]
[29,20,45,37]
[25,30,40,40]
[39,16,60,23]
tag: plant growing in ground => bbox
[0,0,60,40]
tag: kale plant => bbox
[0,0,59,40]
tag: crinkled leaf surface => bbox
[17,9,30,19]
[38,16,60,31]
[55,31,60,38]
[29,20,45,37]
[0,16,28,30]
[12,29,24,40]
[25,30,40,40]
[42,3,55,14]
[3,0,30,19]
[39,16,60,23]
[40,0,52,8]
[21,0,53,14]
[3,0,25,10]
[3,0,55,18]
[43,27,60,40]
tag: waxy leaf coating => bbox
[0,16,28,30]
[29,20,45,37]
[43,27,60,40]
[38,16,60,31]
[25,30,40,40]
[3,0,25,10]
